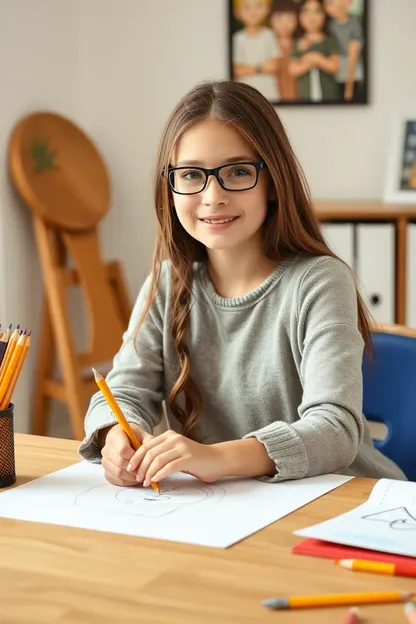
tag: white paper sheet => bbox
[0,461,352,548]
[295,478,416,557]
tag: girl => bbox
[79,80,404,487]
[289,0,340,102]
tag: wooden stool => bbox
[8,111,132,439]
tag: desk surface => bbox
[1,434,414,623]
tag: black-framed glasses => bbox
[165,161,267,195]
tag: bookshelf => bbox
[314,200,416,325]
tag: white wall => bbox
[77,0,416,299]
[0,0,79,431]
[1,0,415,433]
[76,0,229,294]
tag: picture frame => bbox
[384,113,416,205]
[228,0,369,107]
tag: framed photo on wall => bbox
[228,0,369,106]
[384,114,416,205]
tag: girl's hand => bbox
[126,430,224,487]
[101,423,153,487]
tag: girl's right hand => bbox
[100,423,153,486]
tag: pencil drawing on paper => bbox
[74,478,226,518]
[361,506,416,530]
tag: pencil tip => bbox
[261,598,286,610]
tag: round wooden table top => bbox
[8,111,111,231]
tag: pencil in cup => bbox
[92,368,160,494]
[0,331,29,410]
[337,559,416,579]
[262,590,414,610]
[405,602,416,624]
[0,331,8,359]
[0,325,19,384]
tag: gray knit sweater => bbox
[78,253,405,482]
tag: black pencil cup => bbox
[0,403,16,488]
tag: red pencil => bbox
[405,602,416,624]
[343,607,359,624]
[337,559,416,579]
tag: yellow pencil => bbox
[0,326,20,385]
[92,368,159,494]
[0,333,31,410]
[262,590,414,610]
[336,558,416,578]
[0,331,26,407]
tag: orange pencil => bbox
[0,333,31,410]
[0,326,19,383]
[0,330,9,367]
[92,368,159,494]
[0,331,26,406]
[343,607,359,624]
[337,559,416,579]
[262,590,414,610]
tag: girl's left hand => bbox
[126,430,225,487]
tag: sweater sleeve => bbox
[78,274,165,463]
[245,257,365,482]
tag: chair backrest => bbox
[362,328,416,481]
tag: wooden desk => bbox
[314,200,416,325]
[1,434,414,623]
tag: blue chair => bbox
[362,324,416,481]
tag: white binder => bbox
[321,223,354,268]
[407,223,416,326]
[356,224,395,325]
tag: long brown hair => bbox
[135,80,372,437]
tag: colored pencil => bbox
[343,607,359,624]
[337,559,416,578]
[0,331,9,367]
[0,331,26,407]
[0,333,31,410]
[0,326,20,385]
[404,602,416,624]
[92,368,160,494]
[262,590,413,610]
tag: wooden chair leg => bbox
[32,296,55,436]
[33,217,86,440]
